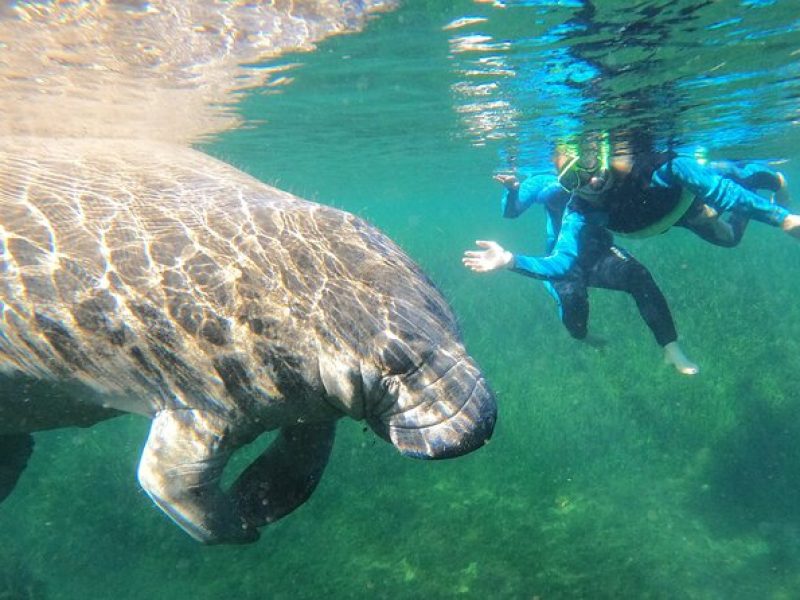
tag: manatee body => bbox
[0,137,496,544]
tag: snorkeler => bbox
[691,159,790,246]
[466,171,698,375]
[464,135,794,288]
[551,133,798,243]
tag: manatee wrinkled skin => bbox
[0,137,496,544]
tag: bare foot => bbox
[663,341,699,376]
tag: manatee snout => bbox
[368,353,497,460]
[408,372,496,460]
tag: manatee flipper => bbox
[231,422,336,528]
[0,434,34,503]
[137,409,258,545]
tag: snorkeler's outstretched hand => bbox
[493,173,520,190]
[462,240,513,273]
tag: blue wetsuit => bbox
[502,175,589,280]
[706,160,785,196]
[657,156,788,227]
[674,159,785,246]
[502,174,678,346]
[510,156,787,277]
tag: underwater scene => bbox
[1,0,800,598]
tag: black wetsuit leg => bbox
[585,247,678,347]
[550,272,590,340]
[676,199,749,248]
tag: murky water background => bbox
[2,1,800,598]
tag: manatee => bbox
[0,136,496,544]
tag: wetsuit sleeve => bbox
[502,174,562,218]
[653,156,789,227]
[508,209,584,280]
[543,203,560,253]
[708,160,782,192]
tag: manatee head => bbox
[349,268,496,460]
[361,327,497,460]
[318,300,497,459]
[311,210,496,459]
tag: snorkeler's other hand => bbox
[775,172,791,207]
[493,173,520,190]
[462,240,513,273]
[781,213,800,239]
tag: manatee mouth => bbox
[369,363,497,460]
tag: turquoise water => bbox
[3,1,800,598]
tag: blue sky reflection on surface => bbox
[448,0,800,171]
[228,0,800,181]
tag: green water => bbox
[3,1,800,598]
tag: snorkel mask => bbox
[557,134,613,202]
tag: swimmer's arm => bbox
[509,211,582,279]
[500,175,564,218]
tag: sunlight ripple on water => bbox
[446,0,800,168]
